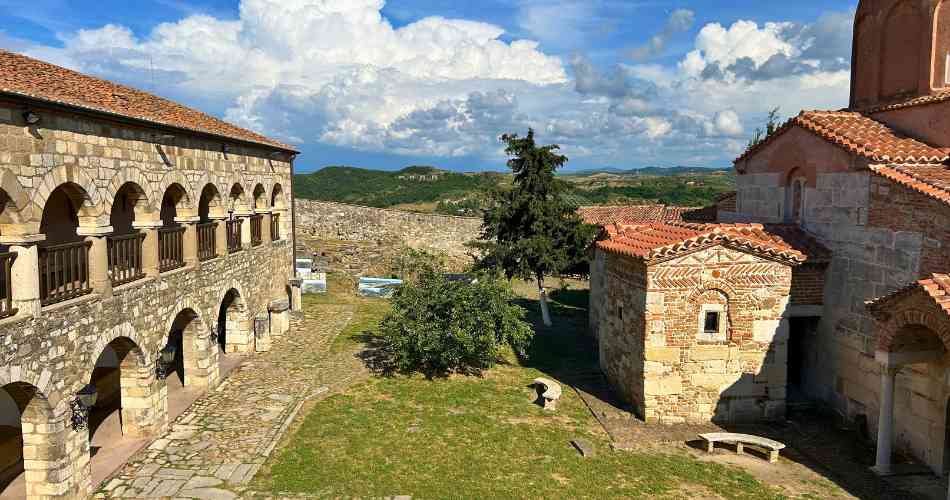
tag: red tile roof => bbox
[867,274,950,318]
[578,205,714,225]
[870,164,950,205]
[595,222,819,265]
[735,110,948,165]
[0,49,296,152]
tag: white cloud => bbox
[18,2,854,168]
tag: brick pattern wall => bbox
[599,246,791,424]
[790,264,827,305]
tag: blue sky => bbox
[1,0,857,172]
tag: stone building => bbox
[592,222,827,424]
[0,50,300,498]
[592,0,950,479]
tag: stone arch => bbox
[879,308,950,352]
[252,183,267,211]
[216,283,254,354]
[271,183,286,210]
[198,183,225,221]
[33,166,106,234]
[0,169,31,234]
[880,0,924,98]
[165,307,218,389]
[105,167,157,219]
[87,334,164,440]
[785,167,807,223]
[0,381,67,499]
[687,287,735,342]
[228,183,248,212]
[40,182,102,245]
[0,364,64,411]
[109,181,153,235]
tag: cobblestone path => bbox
[97,304,368,499]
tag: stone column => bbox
[132,221,162,278]
[262,211,273,244]
[254,315,271,352]
[235,209,253,248]
[176,216,200,267]
[873,364,899,475]
[77,225,113,299]
[211,216,228,257]
[120,357,167,438]
[2,233,45,318]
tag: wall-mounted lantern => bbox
[70,384,98,431]
[22,110,41,125]
[155,345,177,380]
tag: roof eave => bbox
[0,90,300,154]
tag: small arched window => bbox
[784,170,807,223]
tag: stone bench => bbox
[531,378,562,411]
[699,432,785,463]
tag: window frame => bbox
[697,303,727,342]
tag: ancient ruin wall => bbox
[295,200,482,271]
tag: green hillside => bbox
[294,166,735,215]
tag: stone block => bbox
[644,376,682,396]
[689,346,731,361]
[645,346,680,363]
[753,320,782,342]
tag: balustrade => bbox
[227,219,243,253]
[107,232,146,286]
[158,227,186,272]
[250,215,263,247]
[39,241,92,306]
[197,222,218,261]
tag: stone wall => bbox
[598,246,791,424]
[295,200,482,272]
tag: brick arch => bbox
[686,285,742,342]
[32,165,106,223]
[878,308,950,352]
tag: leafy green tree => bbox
[378,267,534,376]
[473,129,598,326]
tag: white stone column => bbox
[77,225,114,298]
[873,364,899,475]
[2,234,45,318]
[289,278,303,312]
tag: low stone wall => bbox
[295,200,482,272]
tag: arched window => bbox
[785,170,807,223]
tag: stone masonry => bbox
[0,60,298,499]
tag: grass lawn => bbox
[256,277,787,499]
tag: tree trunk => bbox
[537,276,552,327]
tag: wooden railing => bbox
[0,252,16,318]
[197,222,217,261]
[250,215,263,247]
[39,241,92,306]
[227,219,243,254]
[270,213,280,241]
[158,227,186,272]
[107,232,146,286]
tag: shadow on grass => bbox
[514,288,633,415]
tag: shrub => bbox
[378,269,534,376]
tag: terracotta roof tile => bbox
[0,49,296,152]
[595,222,815,265]
[867,274,950,318]
[870,164,950,205]
[735,111,947,164]
[578,205,714,225]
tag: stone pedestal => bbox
[269,299,291,337]
[289,278,303,312]
[254,316,271,352]
[212,217,228,257]
[235,210,253,248]
[132,221,162,278]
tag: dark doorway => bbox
[787,316,819,403]
[944,398,950,475]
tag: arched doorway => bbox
[87,337,164,486]
[0,382,61,499]
[217,288,252,354]
[164,309,217,419]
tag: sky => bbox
[0,0,858,172]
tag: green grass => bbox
[260,279,785,499]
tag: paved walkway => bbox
[97,304,367,499]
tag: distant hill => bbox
[563,166,734,177]
[294,165,735,215]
